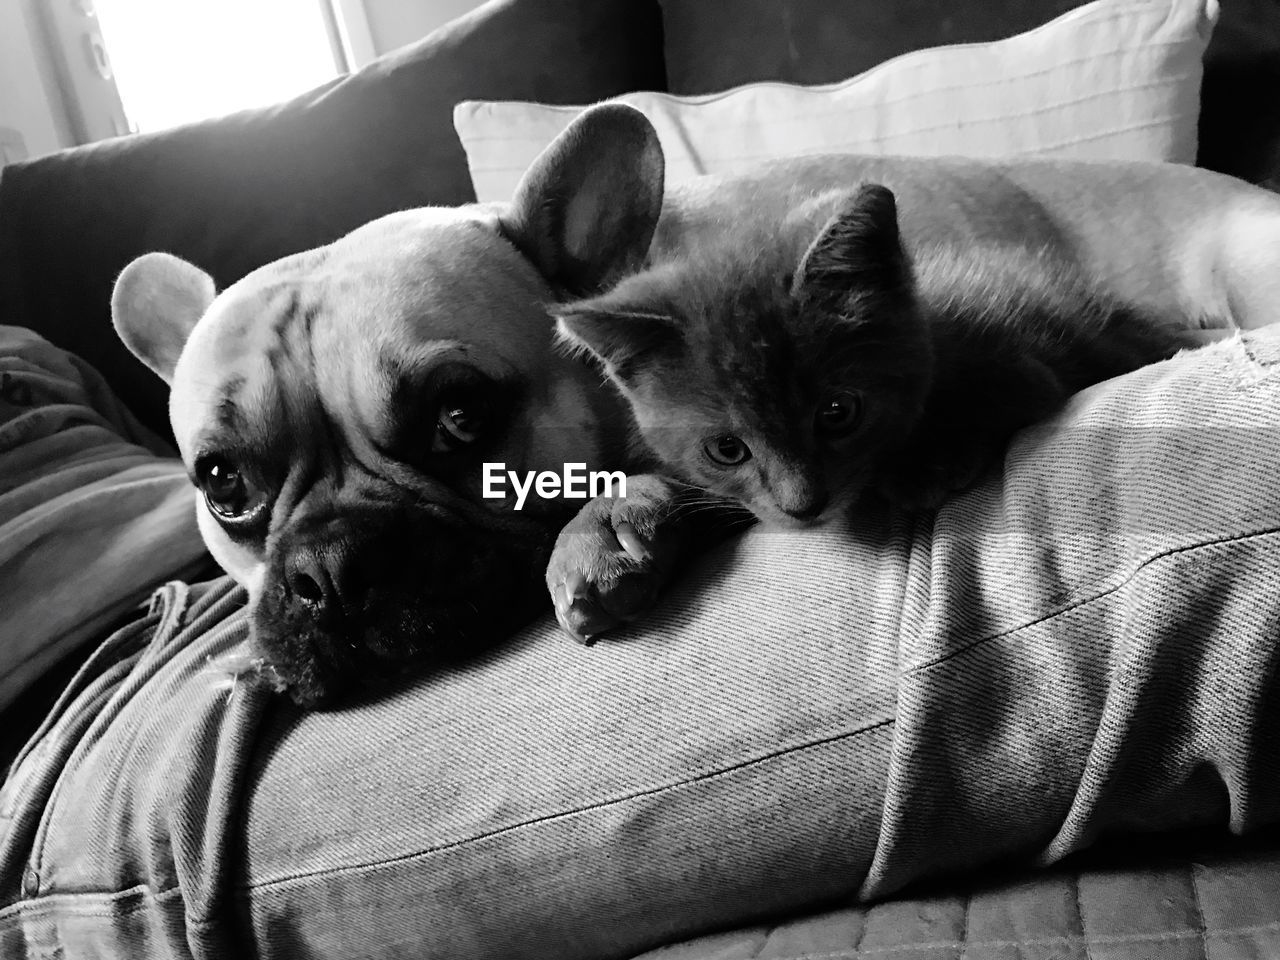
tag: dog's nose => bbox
[285,539,362,620]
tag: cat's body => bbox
[557,185,1204,523]
[873,241,1201,508]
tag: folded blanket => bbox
[0,326,209,712]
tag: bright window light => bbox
[94,0,341,134]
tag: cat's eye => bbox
[433,389,488,452]
[196,456,265,521]
[703,434,752,466]
[814,391,863,438]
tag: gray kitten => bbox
[556,184,1203,524]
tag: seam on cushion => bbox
[0,882,184,922]
[20,883,1262,946]
[749,56,1197,117]
[1203,919,1280,939]
[831,105,1192,144]
[466,114,1195,177]
[906,526,1280,676]
[678,920,1280,959]
[1189,864,1209,960]
[703,114,1193,159]
[738,69,1197,127]
[1012,114,1195,152]
[462,13,1187,115]
[240,716,895,890]
[459,66,1197,144]
[1075,872,1096,960]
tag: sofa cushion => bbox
[1196,0,1280,187]
[658,0,1280,188]
[455,0,1214,203]
[659,0,1086,94]
[0,0,666,439]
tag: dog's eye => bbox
[703,434,752,467]
[815,391,863,438]
[196,457,263,520]
[433,390,488,452]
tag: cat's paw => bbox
[545,474,688,644]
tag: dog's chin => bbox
[251,591,538,709]
[249,514,554,709]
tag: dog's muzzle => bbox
[252,506,551,708]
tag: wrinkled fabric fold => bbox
[0,326,209,713]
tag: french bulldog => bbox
[111,104,1280,703]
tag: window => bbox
[94,0,345,134]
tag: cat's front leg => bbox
[544,473,697,643]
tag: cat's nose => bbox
[783,492,829,521]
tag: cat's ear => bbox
[500,104,665,297]
[792,184,911,316]
[555,299,682,379]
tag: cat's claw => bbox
[556,568,660,644]
[546,475,685,643]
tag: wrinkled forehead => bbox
[170,207,554,453]
[310,207,553,353]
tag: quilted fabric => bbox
[658,0,1085,95]
[635,837,1280,959]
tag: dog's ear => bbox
[792,184,911,318]
[555,297,682,381]
[502,103,665,297]
[112,252,216,384]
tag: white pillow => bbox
[454,0,1218,203]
